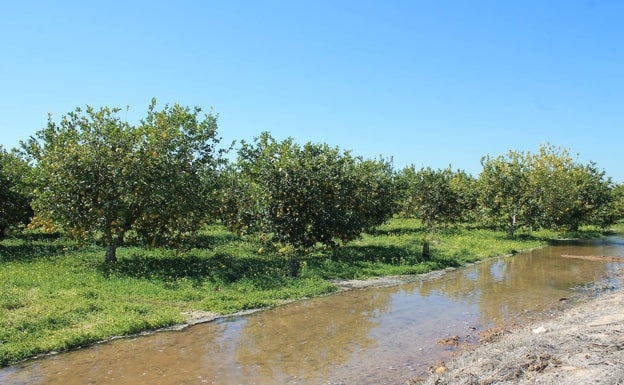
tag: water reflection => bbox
[234,289,394,382]
[1,237,623,385]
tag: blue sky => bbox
[1,0,622,182]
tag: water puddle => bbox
[2,236,623,384]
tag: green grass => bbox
[0,219,616,366]
[609,220,624,233]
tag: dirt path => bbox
[418,271,624,385]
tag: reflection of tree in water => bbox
[234,288,397,381]
[476,252,613,325]
[417,246,615,326]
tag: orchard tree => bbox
[478,150,532,236]
[479,144,615,235]
[568,162,615,229]
[349,157,400,239]
[610,183,624,222]
[399,166,473,228]
[586,180,622,229]
[399,166,476,258]
[449,169,479,223]
[24,99,226,263]
[0,146,33,238]
[529,145,614,231]
[220,132,398,274]
[527,145,574,230]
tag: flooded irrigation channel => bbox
[2,236,624,385]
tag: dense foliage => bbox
[398,166,478,228]
[0,146,33,237]
[478,149,532,236]
[611,184,624,221]
[478,144,615,235]
[23,99,226,262]
[220,132,399,253]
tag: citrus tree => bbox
[399,166,475,228]
[220,132,398,273]
[478,144,615,235]
[609,183,624,223]
[529,145,614,231]
[449,169,480,223]
[24,99,226,263]
[478,150,533,236]
[0,146,33,238]
[398,166,476,258]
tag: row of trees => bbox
[398,145,622,237]
[1,101,623,268]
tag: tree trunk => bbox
[507,214,517,237]
[422,240,430,260]
[287,256,301,277]
[105,240,118,264]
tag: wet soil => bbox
[418,270,624,385]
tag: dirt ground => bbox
[417,272,624,385]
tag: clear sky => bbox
[1,0,622,182]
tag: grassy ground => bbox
[0,218,614,366]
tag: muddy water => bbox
[2,236,623,385]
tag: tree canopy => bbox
[220,132,399,254]
[398,166,477,229]
[478,144,615,235]
[24,99,226,262]
[0,146,33,238]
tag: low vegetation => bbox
[1,218,615,367]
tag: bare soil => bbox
[417,270,624,385]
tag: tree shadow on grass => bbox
[367,224,466,238]
[121,229,240,250]
[0,233,67,263]
[100,251,289,285]
[496,231,603,246]
[366,226,424,237]
[328,244,421,265]
[179,231,240,250]
[317,241,468,271]
[493,232,543,242]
